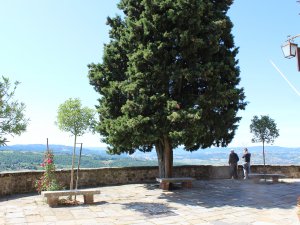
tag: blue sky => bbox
[1,0,300,148]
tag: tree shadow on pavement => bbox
[143,179,300,210]
[0,192,39,202]
[122,202,177,218]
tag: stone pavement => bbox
[0,179,299,225]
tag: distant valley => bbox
[0,144,299,172]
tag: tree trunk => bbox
[163,135,173,178]
[262,140,266,171]
[155,136,173,178]
[262,140,266,182]
[155,141,165,178]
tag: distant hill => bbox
[0,144,107,156]
[171,146,300,165]
[0,144,160,172]
[1,144,300,165]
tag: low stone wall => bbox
[0,165,299,197]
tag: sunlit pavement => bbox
[0,179,299,225]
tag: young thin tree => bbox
[0,76,29,145]
[250,115,279,170]
[88,0,247,178]
[56,98,95,191]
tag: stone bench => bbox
[248,173,286,183]
[156,177,196,190]
[41,188,101,207]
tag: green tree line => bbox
[0,150,159,172]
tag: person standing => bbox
[228,149,239,179]
[242,148,251,179]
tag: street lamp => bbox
[281,41,298,58]
[281,34,300,71]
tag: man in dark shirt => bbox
[242,148,251,179]
[228,150,239,179]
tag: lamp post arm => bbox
[288,34,300,42]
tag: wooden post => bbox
[46,138,49,151]
[75,143,83,201]
[297,47,300,72]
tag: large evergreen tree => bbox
[88,0,247,178]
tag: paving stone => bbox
[129,221,155,225]
[27,223,56,225]
[26,214,44,223]
[5,211,24,218]
[43,215,57,222]
[54,211,75,220]
[55,221,77,225]
[187,218,211,224]
[5,217,27,224]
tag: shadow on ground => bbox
[0,192,38,202]
[122,202,177,218]
[144,179,300,210]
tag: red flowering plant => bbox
[35,150,62,193]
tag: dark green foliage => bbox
[89,0,246,156]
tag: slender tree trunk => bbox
[262,140,266,182]
[70,135,77,191]
[262,140,266,171]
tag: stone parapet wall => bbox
[0,171,43,197]
[0,165,299,197]
[250,165,300,177]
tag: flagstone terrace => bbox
[0,178,299,224]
